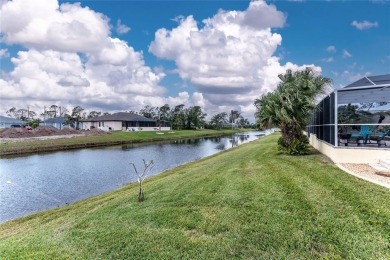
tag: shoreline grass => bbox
[1,134,389,259]
[0,129,246,156]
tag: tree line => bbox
[6,104,252,130]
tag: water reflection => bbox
[215,143,226,150]
[0,131,267,223]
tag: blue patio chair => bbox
[360,125,373,144]
[350,125,373,144]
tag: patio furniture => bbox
[367,129,390,147]
[338,133,352,146]
[351,125,373,144]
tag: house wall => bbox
[124,127,171,132]
[309,133,390,163]
[98,121,121,131]
[82,121,171,131]
[82,121,122,131]
[81,121,93,130]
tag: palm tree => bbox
[210,112,228,129]
[255,68,331,153]
[229,110,241,126]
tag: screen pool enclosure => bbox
[307,74,390,147]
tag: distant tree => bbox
[27,110,37,120]
[18,109,28,121]
[6,107,36,121]
[65,106,84,129]
[171,104,186,130]
[186,106,207,129]
[48,105,59,118]
[238,116,250,127]
[59,107,68,117]
[87,111,102,119]
[6,107,17,118]
[210,112,228,129]
[159,104,171,122]
[229,110,241,124]
[139,105,158,119]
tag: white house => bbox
[81,112,171,131]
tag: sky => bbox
[0,0,389,121]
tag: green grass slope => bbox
[1,134,389,259]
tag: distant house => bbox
[40,117,68,129]
[81,112,171,131]
[0,116,26,128]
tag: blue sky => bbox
[0,0,389,120]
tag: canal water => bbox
[0,131,268,223]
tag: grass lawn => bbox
[0,129,244,156]
[1,134,389,259]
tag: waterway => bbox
[0,131,269,223]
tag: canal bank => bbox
[0,129,249,156]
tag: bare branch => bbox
[130,159,154,202]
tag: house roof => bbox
[337,74,390,104]
[343,74,390,89]
[43,117,66,124]
[0,115,26,124]
[82,112,156,122]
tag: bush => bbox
[278,138,310,155]
[28,120,39,128]
[277,136,287,147]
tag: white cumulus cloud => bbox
[0,0,110,53]
[0,0,169,115]
[150,1,286,94]
[116,19,131,34]
[150,0,321,118]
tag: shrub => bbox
[278,138,310,155]
[277,136,287,147]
